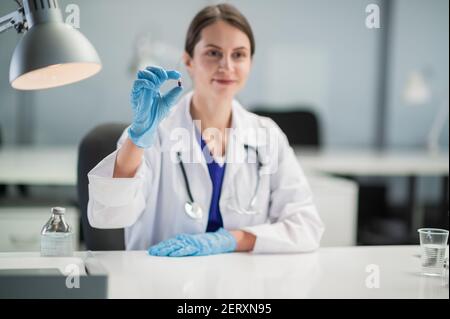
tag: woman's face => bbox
[184,20,252,100]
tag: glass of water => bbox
[417,228,449,276]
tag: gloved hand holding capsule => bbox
[128,66,183,149]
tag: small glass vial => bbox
[40,207,73,257]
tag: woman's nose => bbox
[219,55,233,71]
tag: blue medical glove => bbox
[128,66,183,148]
[148,228,237,257]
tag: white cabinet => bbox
[0,206,79,252]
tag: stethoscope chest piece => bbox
[185,201,203,220]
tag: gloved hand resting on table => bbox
[128,66,183,148]
[148,228,237,257]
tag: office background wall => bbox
[1,0,384,147]
[0,0,448,203]
[386,0,449,149]
[1,0,447,147]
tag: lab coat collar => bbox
[167,91,261,156]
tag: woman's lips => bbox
[213,79,236,85]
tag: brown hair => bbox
[185,3,255,58]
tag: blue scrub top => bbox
[198,136,226,233]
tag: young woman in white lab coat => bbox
[88,4,324,256]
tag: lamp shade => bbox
[403,70,431,105]
[9,0,101,90]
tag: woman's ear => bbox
[183,52,193,76]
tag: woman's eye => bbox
[233,52,246,59]
[207,50,221,58]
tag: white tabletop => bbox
[2,246,447,299]
[0,146,78,185]
[296,148,449,176]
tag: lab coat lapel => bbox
[168,92,212,222]
[221,101,258,200]
[168,91,211,178]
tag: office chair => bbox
[77,123,128,250]
[251,108,321,147]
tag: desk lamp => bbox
[404,70,449,153]
[0,0,101,90]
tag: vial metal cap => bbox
[51,207,66,215]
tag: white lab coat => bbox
[87,91,324,253]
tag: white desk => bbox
[0,246,448,299]
[296,148,449,237]
[295,148,449,176]
[0,146,77,186]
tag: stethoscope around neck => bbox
[177,144,263,220]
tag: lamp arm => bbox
[0,7,27,34]
[427,91,449,153]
